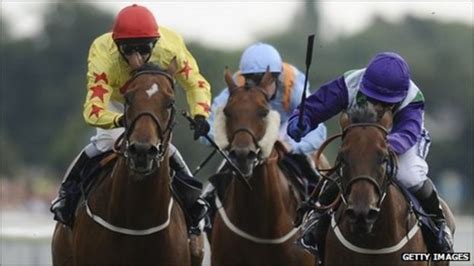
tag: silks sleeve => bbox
[173,38,212,118]
[83,39,122,129]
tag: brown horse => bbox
[320,107,454,266]
[210,69,315,266]
[51,59,198,266]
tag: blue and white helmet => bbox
[239,43,283,74]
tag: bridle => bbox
[113,69,176,173]
[226,87,272,167]
[314,122,398,209]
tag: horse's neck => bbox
[107,157,172,222]
[227,158,295,230]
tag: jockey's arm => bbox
[173,39,211,119]
[289,76,349,132]
[83,39,122,129]
[388,101,424,155]
[199,88,230,146]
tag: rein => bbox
[330,212,420,254]
[215,190,301,244]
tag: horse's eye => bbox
[223,108,231,118]
[337,153,346,165]
[167,99,175,109]
[124,92,134,104]
[258,109,269,118]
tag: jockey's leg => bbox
[200,159,228,235]
[395,143,454,252]
[50,126,124,227]
[297,180,339,264]
[50,148,91,226]
[169,144,209,235]
[414,179,454,252]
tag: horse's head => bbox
[120,59,178,177]
[338,106,396,234]
[214,68,281,178]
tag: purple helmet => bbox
[360,52,410,104]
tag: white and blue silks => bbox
[203,67,327,156]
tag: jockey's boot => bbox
[415,179,454,252]
[296,182,339,265]
[50,150,91,227]
[170,148,209,235]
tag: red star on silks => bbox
[178,60,193,80]
[89,85,108,102]
[89,104,103,118]
[93,72,108,84]
[197,80,206,88]
[197,102,211,113]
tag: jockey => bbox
[288,52,454,255]
[202,43,327,229]
[206,42,327,157]
[50,4,211,231]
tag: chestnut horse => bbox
[319,107,454,266]
[51,59,198,266]
[210,69,315,266]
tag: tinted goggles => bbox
[119,42,154,56]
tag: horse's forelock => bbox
[348,105,378,124]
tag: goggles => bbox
[119,42,155,56]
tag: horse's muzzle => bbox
[228,147,259,178]
[345,206,380,234]
[126,142,160,175]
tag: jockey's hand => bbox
[116,115,125,127]
[192,115,210,140]
[287,118,310,142]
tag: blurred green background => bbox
[1,1,472,214]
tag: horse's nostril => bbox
[247,151,257,161]
[148,145,159,157]
[367,208,380,221]
[345,208,357,221]
[129,142,153,155]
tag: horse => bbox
[51,59,201,266]
[209,69,316,266]
[317,106,455,266]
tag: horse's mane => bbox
[347,105,378,124]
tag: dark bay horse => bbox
[51,59,197,266]
[319,107,454,266]
[210,69,315,266]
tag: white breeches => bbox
[395,136,430,192]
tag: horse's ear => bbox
[339,111,351,130]
[224,67,237,93]
[167,57,178,76]
[379,110,393,129]
[259,66,276,97]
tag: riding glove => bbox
[287,117,310,142]
[192,115,210,140]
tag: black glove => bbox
[192,115,210,140]
[115,115,125,127]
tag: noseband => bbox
[228,128,262,161]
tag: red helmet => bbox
[112,4,160,40]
